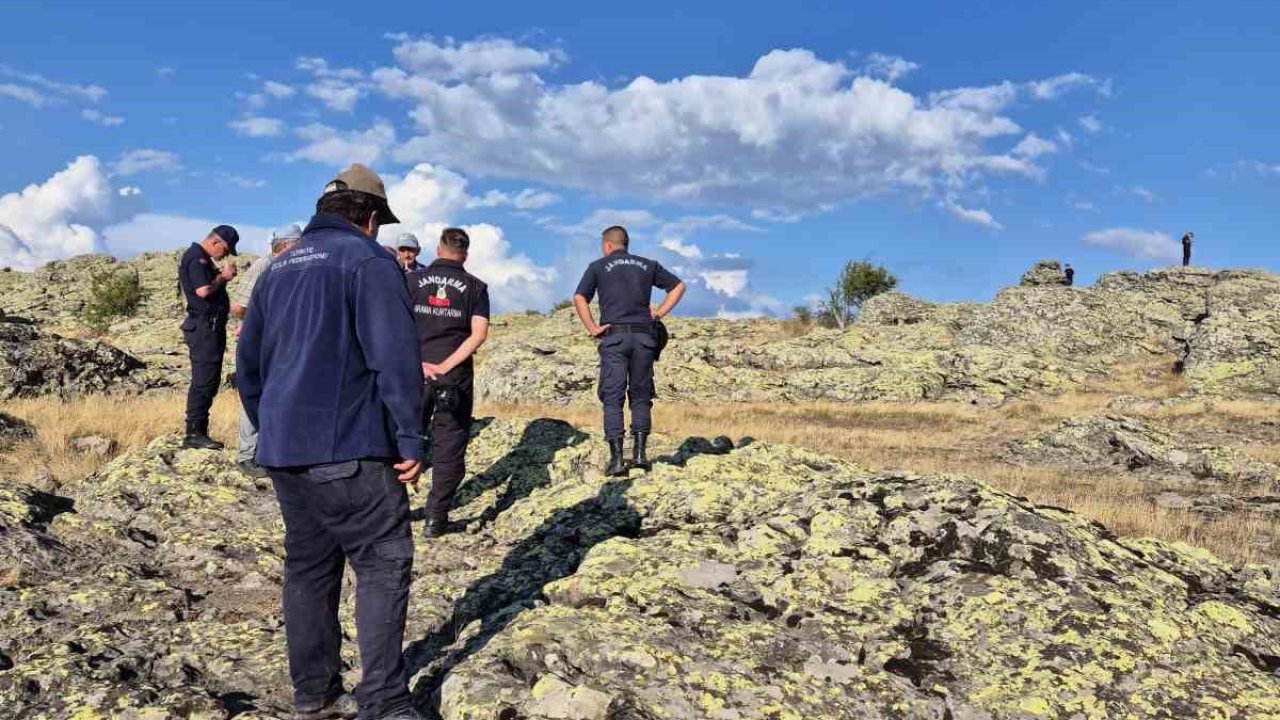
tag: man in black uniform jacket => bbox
[177,225,239,449]
[573,225,686,476]
[409,227,490,537]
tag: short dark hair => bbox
[602,225,629,248]
[440,227,470,252]
[316,190,385,229]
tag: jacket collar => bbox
[304,213,371,238]
[429,258,465,269]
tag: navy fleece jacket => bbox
[236,213,423,467]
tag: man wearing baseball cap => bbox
[178,224,239,450]
[238,164,425,720]
[394,233,424,273]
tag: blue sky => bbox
[2,0,1277,314]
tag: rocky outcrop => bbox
[0,412,34,448]
[4,255,1279,402]
[1,419,1277,718]
[1019,260,1068,286]
[477,268,1280,404]
[1008,414,1279,515]
[856,291,939,326]
[0,251,255,390]
[0,313,149,399]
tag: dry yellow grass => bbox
[3,380,1277,565]
[0,393,239,487]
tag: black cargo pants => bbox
[181,312,226,430]
[598,328,657,440]
[269,459,415,719]
[422,365,475,518]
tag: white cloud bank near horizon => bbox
[1083,227,1180,261]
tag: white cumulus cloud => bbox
[283,122,396,166]
[368,38,1099,211]
[1079,115,1103,134]
[0,156,144,269]
[942,200,1004,230]
[468,188,561,211]
[1083,228,1179,260]
[381,163,558,311]
[111,149,183,176]
[81,108,124,127]
[230,115,287,138]
[1012,133,1058,159]
[860,52,920,83]
[0,64,107,104]
[391,36,566,80]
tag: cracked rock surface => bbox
[2,418,1277,719]
[1007,414,1280,517]
[6,257,1280,403]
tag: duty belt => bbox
[609,323,655,334]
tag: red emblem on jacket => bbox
[427,285,451,307]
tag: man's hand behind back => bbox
[394,458,421,483]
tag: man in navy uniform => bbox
[408,227,490,537]
[237,164,425,720]
[178,224,239,449]
[1182,231,1194,267]
[573,225,686,476]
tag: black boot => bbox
[423,509,451,538]
[183,420,223,450]
[605,438,628,477]
[631,431,651,471]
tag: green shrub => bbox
[82,269,146,331]
[818,260,898,329]
[549,298,574,314]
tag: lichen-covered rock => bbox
[436,429,1280,720]
[0,314,149,399]
[1020,259,1068,286]
[1009,414,1279,521]
[474,268,1280,404]
[4,255,1280,402]
[856,291,938,326]
[4,418,1275,718]
[0,411,34,448]
[1010,414,1277,483]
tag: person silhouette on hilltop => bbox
[1182,232,1194,267]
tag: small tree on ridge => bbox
[819,260,897,329]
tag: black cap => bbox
[211,225,240,256]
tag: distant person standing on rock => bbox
[408,227,490,538]
[1064,264,1075,286]
[177,225,239,450]
[228,224,300,477]
[1182,232,1194,267]
[237,164,425,720]
[573,225,686,476]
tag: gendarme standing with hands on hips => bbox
[573,225,686,476]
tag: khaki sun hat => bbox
[323,163,400,224]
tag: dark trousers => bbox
[597,331,657,440]
[1183,246,1191,266]
[181,314,226,429]
[269,459,415,719]
[422,366,474,516]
